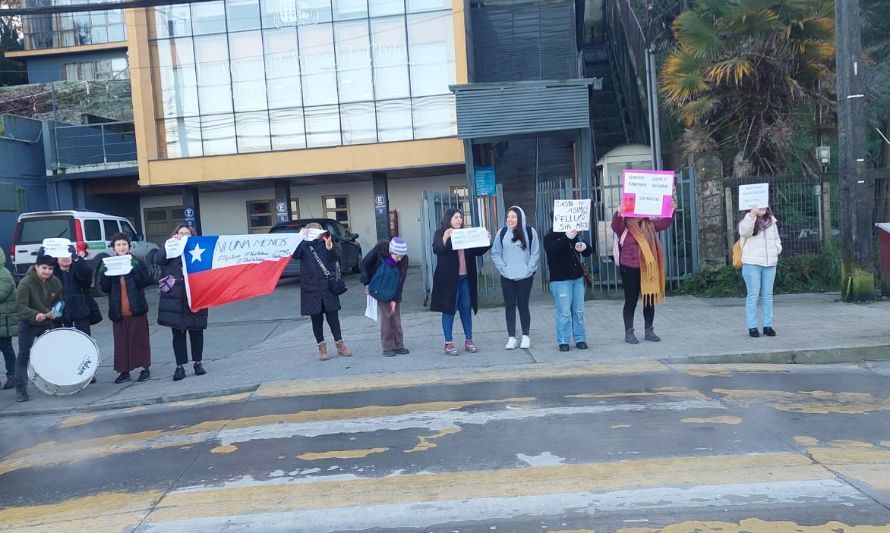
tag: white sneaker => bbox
[505,337,518,350]
[520,335,531,349]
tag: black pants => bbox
[60,318,91,337]
[0,336,15,377]
[501,276,534,337]
[311,311,342,343]
[620,266,654,331]
[172,328,204,366]
[16,322,52,386]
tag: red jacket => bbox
[611,212,673,268]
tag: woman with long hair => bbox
[739,206,782,337]
[430,209,490,356]
[491,206,540,349]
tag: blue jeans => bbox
[742,264,777,329]
[442,275,472,342]
[549,277,586,344]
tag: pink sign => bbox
[621,169,675,219]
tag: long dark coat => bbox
[429,228,490,314]
[99,257,154,322]
[360,241,409,303]
[154,247,208,330]
[294,239,342,316]
[52,257,93,322]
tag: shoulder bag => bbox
[309,246,348,296]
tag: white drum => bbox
[27,328,100,396]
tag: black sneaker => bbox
[2,378,14,390]
[558,344,570,352]
[749,328,760,338]
[114,372,131,384]
[576,342,588,350]
[193,362,206,375]
[394,348,410,355]
[173,366,186,381]
[382,350,396,357]
[137,368,151,382]
[16,387,29,403]
[763,327,776,337]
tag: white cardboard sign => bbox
[739,183,770,211]
[42,238,72,258]
[164,237,187,258]
[450,227,490,250]
[102,254,133,276]
[552,199,592,232]
[365,295,378,322]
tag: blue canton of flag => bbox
[183,236,218,274]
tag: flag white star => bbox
[189,243,205,263]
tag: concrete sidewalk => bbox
[1,289,888,416]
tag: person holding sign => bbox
[99,232,154,384]
[543,222,592,352]
[13,253,61,402]
[430,209,491,356]
[155,225,209,381]
[738,207,782,338]
[52,247,96,336]
[491,206,540,350]
[612,201,674,344]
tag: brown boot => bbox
[335,340,352,357]
[317,341,329,361]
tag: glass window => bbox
[121,221,138,241]
[290,199,300,219]
[102,219,120,240]
[298,0,332,25]
[412,94,455,139]
[19,218,71,243]
[407,0,449,12]
[322,195,349,227]
[332,0,366,21]
[106,23,125,42]
[262,0,295,28]
[407,12,454,97]
[235,111,272,153]
[270,107,306,150]
[264,28,302,109]
[376,99,412,142]
[159,117,203,158]
[371,16,409,99]
[84,220,102,241]
[226,0,262,32]
[151,5,191,39]
[194,34,233,115]
[334,20,373,103]
[191,1,227,35]
[90,25,108,44]
[246,200,274,233]
[152,38,200,118]
[201,113,237,155]
[340,102,376,145]
[370,0,404,17]
[299,23,338,106]
[230,31,268,112]
[73,11,92,44]
[304,105,340,147]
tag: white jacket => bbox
[739,214,782,267]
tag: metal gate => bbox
[420,186,506,306]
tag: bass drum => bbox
[27,328,100,396]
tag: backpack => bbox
[368,261,401,302]
[498,226,534,249]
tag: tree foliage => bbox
[661,0,835,177]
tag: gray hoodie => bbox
[491,206,540,281]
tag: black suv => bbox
[270,219,362,279]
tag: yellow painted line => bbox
[714,388,890,414]
[404,428,461,453]
[567,387,708,401]
[681,416,741,425]
[617,519,890,532]
[0,490,160,531]
[144,453,826,523]
[678,364,792,377]
[59,392,252,429]
[793,437,890,493]
[298,448,389,461]
[255,362,669,399]
[210,445,238,454]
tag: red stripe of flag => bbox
[187,257,292,311]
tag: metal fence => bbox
[53,120,136,169]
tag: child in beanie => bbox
[360,237,410,356]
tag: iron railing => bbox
[52,120,136,170]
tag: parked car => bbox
[270,219,362,279]
[10,210,161,290]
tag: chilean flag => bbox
[181,234,303,311]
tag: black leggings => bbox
[311,311,342,343]
[620,266,654,331]
[501,276,533,336]
[172,328,204,365]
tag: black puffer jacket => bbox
[294,238,342,316]
[154,247,208,330]
[360,241,409,303]
[99,257,153,322]
[52,257,93,322]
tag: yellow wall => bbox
[126,3,470,187]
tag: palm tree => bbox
[661,0,835,177]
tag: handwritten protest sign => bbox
[42,238,72,258]
[622,169,675,218]
[739,183,769,211]
[165,237,187,258]
[102,255,133,276]
[450,227,489,250]
[552,199,592,232]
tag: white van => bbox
[11,211,160,285]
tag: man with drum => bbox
[14,254,61,402]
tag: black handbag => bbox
[309,246,347,296]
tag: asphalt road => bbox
[2,362,890,532]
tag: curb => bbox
[674,344,890,365]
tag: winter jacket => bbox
[543,231,592,282]
[52,257,93,323]
[0,250,18,338]
[360,241,409,303]
[491,206,540,281]
[739,214,782,267]
[429,228,490,314]
[611,213,673,268]
[294,238,342,316]
[99,257,153,322]
[154,247,208,330]
[16,266,62,326]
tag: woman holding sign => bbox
[612,203,673,344]
[431,208,491,356]
[99,232,153,383]
[543,225,592,352]
[739,207,782,337]
[491,206,540,349]
[155,225,209,381]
